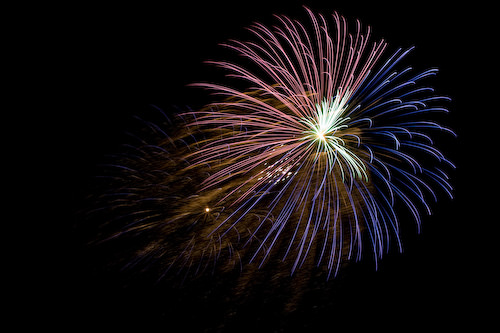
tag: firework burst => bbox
[182,8,455,278]
[88,8,455,286]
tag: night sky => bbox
[35,1,491,331]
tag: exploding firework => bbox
[89,8,454,284]
[182,8,455,278]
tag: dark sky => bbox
[41,1,490,331]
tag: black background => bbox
[29,0,491,331]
